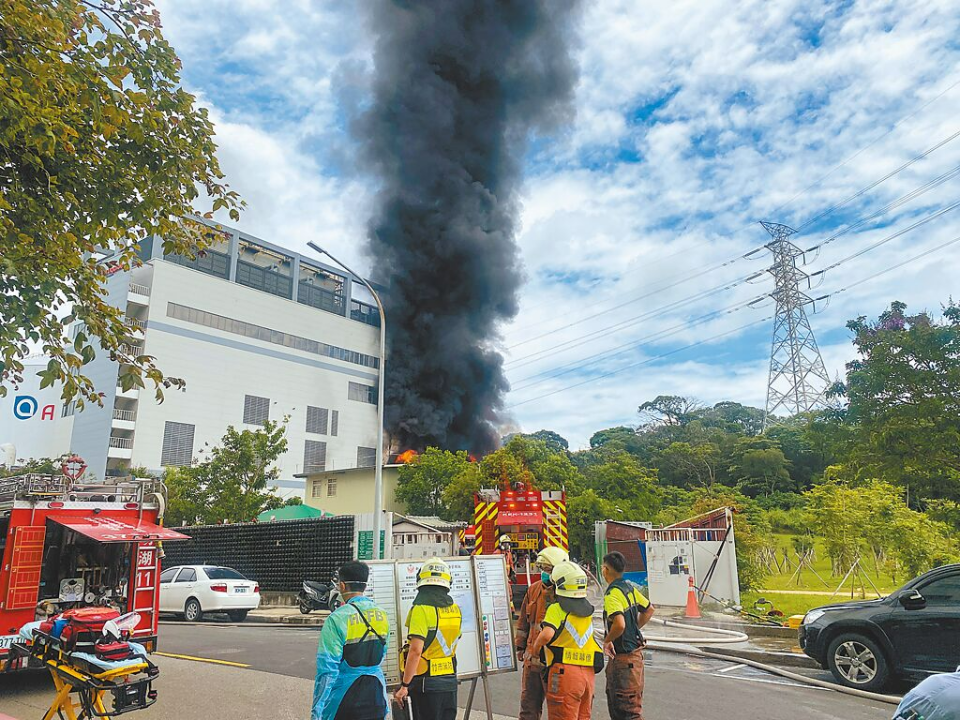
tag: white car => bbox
[159,565,260,622]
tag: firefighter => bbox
[394,558,462,720]
[515,546,569,720]
[601,551,654,720]
[312,561,390,720]
[526,561,604,720]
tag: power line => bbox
[511,197,960,391]
[509,295,760,391]
[506,317,773,409]
[796,129,960,233]
[769,77,960,219]
[507,232,960,410]
[506,173,960,370]
[506,252,750,350]
[807,199,960,283]
[505,269,759,369]
[802,164,960,256]
[506,81,960,338]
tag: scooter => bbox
[298,573,342,614]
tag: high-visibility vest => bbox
[604,578,651,655]
[409,604,462,677]
[342,604,389,668]
[545,612,604,669]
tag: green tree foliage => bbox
[566,490,615,561]
[284,495,303,507]
[164,420,287,526]
[728,437,793,497]
[805,477,957,580]
[659,441,721,488]
[832,301,960,502]
[440,464,483,522]
[0,0,242,408]
[395,448,472,517]
[638,395,703,426]
[0,456,58,477]
[522,429,569,453]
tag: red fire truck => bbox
[0,473,187,666]
[472,481,568,601]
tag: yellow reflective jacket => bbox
[405,603,462,677]
[541,603,603,670]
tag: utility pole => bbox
[760,221,830,428]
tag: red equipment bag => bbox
[93,639,134,662]
[57,608,122,651]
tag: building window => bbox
[163,228,231,279]
[161,422,194,467]
[357,446,376,468]
[327,477,337,497]
[348,382,377,405]
[236,240,293,300]
[304,440,327,474]
[306,406,329,435]
[243,395,270,426]
[331,410,339,437]
[166,303,380,369]
[298,263,345,315]
[312,481,323,499]
[61,402,76,418]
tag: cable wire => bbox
[508,232,960,409]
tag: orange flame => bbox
[397,449,419,464]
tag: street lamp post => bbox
[307,242,386,560]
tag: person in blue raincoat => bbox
[893,670,960,719]
[312,561,390,720]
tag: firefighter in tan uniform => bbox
[527,561,604,720]
[394,558,462,720]
[601,551,654,720]
[515,547,569,720]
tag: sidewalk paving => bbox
[0,657,516,720]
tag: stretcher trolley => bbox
[8,611,159,719]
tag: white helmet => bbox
[536,546,569,570]
[417,557,452,589]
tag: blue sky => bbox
[155,0,960,448]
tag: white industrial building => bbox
[0,220,382,497]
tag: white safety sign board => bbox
[364,556,516,686]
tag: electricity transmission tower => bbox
[760,221,830,427]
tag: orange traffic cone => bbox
[685,576,702,619]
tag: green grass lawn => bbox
[740,534,904,620]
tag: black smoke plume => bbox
[358,1,581,454]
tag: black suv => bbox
[799,563,960,691]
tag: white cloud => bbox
[151,0,960,448]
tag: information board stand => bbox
[362,556,516,720]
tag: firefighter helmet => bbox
[551,561,589,599]
[536,546,569,570]
[498,534,513,546]
[417,557,452,589]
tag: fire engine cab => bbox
[472,481,568,602]
[0,473,187,666]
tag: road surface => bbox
[0,621,895,720]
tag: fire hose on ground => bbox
[584,573,901,706]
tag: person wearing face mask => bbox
[312,561,390,720]
[515,546,570,720]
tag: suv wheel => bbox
[827,633,889,691]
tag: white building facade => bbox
[0,221,382,497]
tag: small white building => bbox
[0,220,382,498]
[392,515,460,559]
